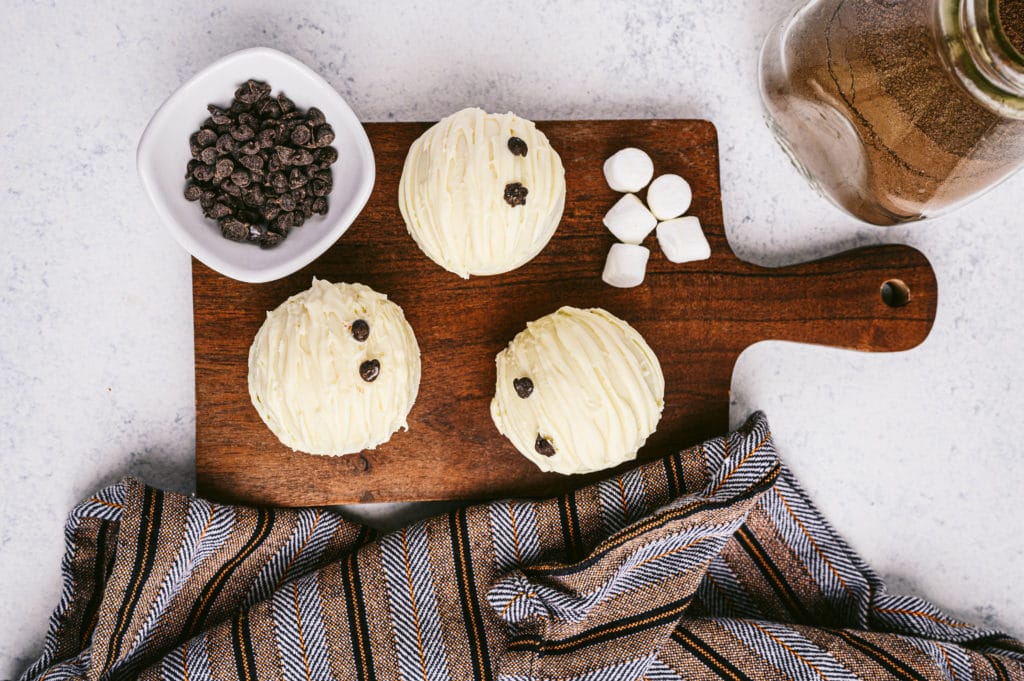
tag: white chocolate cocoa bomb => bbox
[398,108,566,278]
[248,279,421,456]
[490,307,665,475]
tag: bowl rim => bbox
[136,46,375,283]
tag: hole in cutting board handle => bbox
[880,279,911,308]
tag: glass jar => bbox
[760,0,1024,225]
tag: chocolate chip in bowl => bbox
[183,79,337,249]
[137,47,375,283]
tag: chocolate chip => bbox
[214,158,234,181]
[193,164,215,182]
[256,128,276,149]
[315,147,338,167]
[208,105,232,126]
[184,184,202,201]
[513,377,534,398]
[248,185,266,206]
[277,93,296,113]
[310,177,331,197]
[219,217,247,241]
[196,128,218,147]
[230,125,255,142]
[311,126,335,148]
[216,134,235,154]
[351,319,369,342]
[235,79,270,105]
[535,435,555,457]
[269,172,288,193]
[239,153,264,171]
[199,146,218,165]
[274,146,294,164]
[291,149,314,166]
[504,182,528,206]
[257,97,281,118]
[508,136,528,156]
[290,125,311,146]
[277,211,296,230]
[206,202,232,219]
[289,168,308,189]
[259,230,284,248]
[307,107,325,126]
[359,359,380,382]
[231,170,251,187]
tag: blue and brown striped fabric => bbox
[19,413,1024,680]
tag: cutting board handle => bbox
[739,244,937,352]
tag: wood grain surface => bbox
[194,120,937,506]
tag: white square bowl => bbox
[137,47,375,283]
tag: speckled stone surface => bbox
[2,0,1023,676]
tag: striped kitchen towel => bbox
[19,412,1024,680]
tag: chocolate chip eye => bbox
[351,319,369,342]
[504,182,528,207]
[359,359,380,382]
[535,434,556,457]
[507,136,528,157]
[513,377,534,398]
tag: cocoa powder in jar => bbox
[760,0,1024,224]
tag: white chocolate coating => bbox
[398,108,566,278]
[248,279,421,456]
[490,306,664,475]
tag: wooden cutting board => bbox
[194,120,937,507]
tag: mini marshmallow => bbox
[646,174,692,221]
[656,216,710,264]
[603,148,654,193]
[603,193,657,244]
[602,243,650,288]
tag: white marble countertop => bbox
[2,0,1023,676]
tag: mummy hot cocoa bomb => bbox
[248,279,421,456]
[398,108,566,278]
[490,307,665,475]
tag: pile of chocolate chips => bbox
[183,79,337,248]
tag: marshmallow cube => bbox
[657,216,711,264]
[602,243,650,288]
[646,174,692,220]
[603,148,654,193]
[603,193,657,244]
